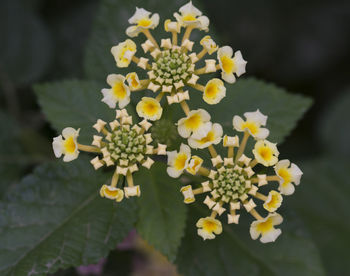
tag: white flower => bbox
[164,19,181,33]
[136,97,163,121]
[52,127,80,162]
[200,35,218,54]
[177,109,211,139]
[101,74,130,109]
[196,217,222,240]
[173,1,209,31]
[186,155,203,175]
[203,78,226,105]
[233,109,269,139]
[263,191,283,212]
[111,39,137,68]
[274,159,303,195]
[253,140,279,167]
[167,143,191,178]
[217,47,246,83]
[250,213,283,243]
[126,7,160,37]
[188,122,223,149]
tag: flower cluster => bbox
[53,109,166,201]
[167,110,303,243]
[103,1,246,122]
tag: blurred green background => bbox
[0,0,349,275]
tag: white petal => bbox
[191,121,212,139]
[178,123,192,138]
[63,151,79,162]
[260,228,281,243]
[249,222,260,240]
[221,72,236,84]
[244,109,268,126]
[107,74,125,87]
[52,135,63,158]
[255,127,270,140]
[197,16,209,31]
[179,1,202,16]
[101,89,117,108]
[167,167,183,178]
[150,13,160,28]
[126,25,139,37]
[233,50,247,76]
[128,7,151,24]
[233,115,244,131]
[118,95,131,109]
[279,182,295,195]
[62,127,79,139]
[290,163,303,185]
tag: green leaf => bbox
[134,163,187,262]
[290,158,350,275]
[176,205,325,276]
[320,90,350,157]
[34,80,115,144]
[0,0,52,86]
[0,158,137,275]
[0,111,23,197]
[185,78,313,144]
[84,0,190,81]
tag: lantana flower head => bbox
[52,109,167,202]
[167,110,303,242]
[104,1,247,122]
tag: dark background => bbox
[0,0,349,274]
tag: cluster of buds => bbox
[53,109,166,202]
[167,110,303,243]
[103,1,246,123]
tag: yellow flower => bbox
[253,140,279,166]
[218,46,247,83]
[167,143,191,178]
[136,97,163,121]
[186,155,203,175]
[101,74,130,109]
[111,39,136,67]
[100,185,124,202]
[263,191,283,212]
[52,127,80,162]
[177,109,211,138]
[250,213,283,243]
[196,217,222,240]
[200,35,218,55]
[126,8,159,37]
[126,72,141,90]
[180,185,195,203]
[203,78,226,105]
[274,159,303,195]
[188,123,223,149]
[233,109,269,139]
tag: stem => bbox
[227,146,234,159]
[198,166,210,176]
[182,26,194,44]
[172,31,178,46]
[253,192,267,201]
[210,210,218,218]
[188,83,204,92]
[250,159,258,168]
[235,131,249,163]
[196,49,207,61]
[132,56,140,64]
[266,175,280,182]
[78,144,101,153]
[193,187,204,195]
[249,208,263,220]
[194,67,207,75]
[155,92,164,102]
[111,168,119,188]
[142,29,159,49]
[208,145,217,158]
[126,171,134,187]
[180,100,190,116]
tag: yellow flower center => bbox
[256,218,273,234]
[120,46,134,62]
[64,136,76,154]
[183,14,196,21]
[174,153,188,171]
[241,121,258,135]
[143,101,158,116]
[278,168,292,185]
[198,131,214,144]
[112,82,127,99]
[130,75,139,88]
[203,220,217,233]
[205,83,218,99]
[104,189,119,198]
[137,18,152,27]
[221,55,236,73]
[258,146,272,161]
[266,193,280,209]
[185,114,202,130]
